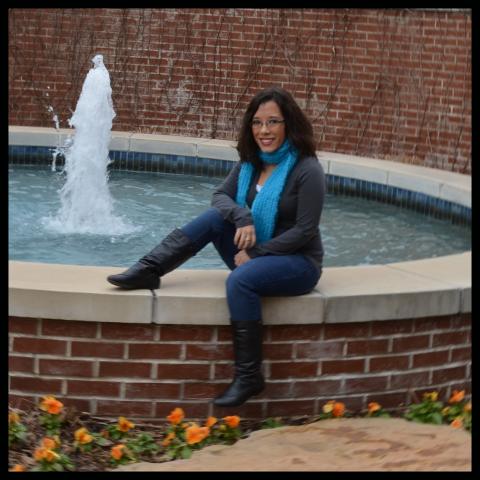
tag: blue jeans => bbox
[180,208,321,321]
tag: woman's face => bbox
[252,100,286,153]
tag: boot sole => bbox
[107,276,160,290]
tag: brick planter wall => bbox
[8,8,471,173]
[8,314,471,421]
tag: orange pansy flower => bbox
[332,402,346,417]
[39,396,64,415]
[41,437,60,450]
[368,402,381,414]
[167,407,185,425]
[448,390,465,404]
[34,447,59,463]
[185,424,210,445]
[162,431,176,447]
[75,427,93,444]
[9,412,20,424]
[205,416,217,428]
[450,417,463,429]
[117,416,135,432]
[223,415,240,428]
[111,444,125,460]
[9,464,26,472]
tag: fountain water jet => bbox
[43,54,138,235]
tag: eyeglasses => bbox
[251,118,285,129]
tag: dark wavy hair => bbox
[236,86,316,170]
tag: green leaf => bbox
[181,447,192,459]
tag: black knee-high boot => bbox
[213,320,265,407]
[107,228,196,290]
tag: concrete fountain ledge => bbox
[8,127,471,326]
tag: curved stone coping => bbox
[9,253,470,325]
[8,126,471,207]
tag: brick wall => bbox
[8,8,471,173]
[9,314,471,421]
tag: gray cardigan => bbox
[211,156,325,272]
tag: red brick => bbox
[9,355,34,373]
[39,359,93,377]
[451,347,471,362]
[369,355,410,372]
[13,337,67,355]
[67,380,121,397]
[432,366,467,384]
[71,341,124,358]
[186,344,233,361]
[101,324,155,341]
[346,339,389,356]
[10,376,63,394]
[324,323,370,339]
[41,319,97,338]
[96,400,153,417]
[292,379,341,398]
[322,359,365,374]
[125,382,180,399]
[268,324,321,341]
[156,402,210,420]
[296,341,344,359]
[432,331,469,347]
[392,335,430,353]
[264,343,293,360]
[9,317,38,334]
[128,343,181,360]
[183,382,220,400]
[156,363,210,380]
[98,361,152,378]
[390,371,430,389]
[160,325,213,341]
[265,400,316,417]
[343,376,388,394]
[270,362,317,379]
[412,350,449,368]
[370,320,414,336]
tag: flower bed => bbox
[9,391,471,472]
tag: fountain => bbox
[42,54,137,235]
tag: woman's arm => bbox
[211,162,253,228]
[246,159,325,257]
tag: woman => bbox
[107,86,326,407]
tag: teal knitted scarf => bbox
[236,139,298,244]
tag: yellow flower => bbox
[448,390,465,404]
[322,400,335,414]
[167,407,185,425]
[34,447,60,463]
[161,432,176,447]
[9,411,20,424]
[223,415,240,428]
[39,396,64,415]
[205,416,217,428]
[450,417,463,429]
[332,402,345,417]
[9,464,26,472]
[464,401,472,413]
[111,444,125,461]
[368,402,381,414]
[442,406,451,416]
[185,424,210,445]
[75,427,94,444]
[423,391,438,402]
[117,416,135,432]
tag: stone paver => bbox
[115,418,471,472]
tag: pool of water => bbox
[9,166,471,268]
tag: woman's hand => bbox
[234,225,256,250]
[234,249,252,267]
